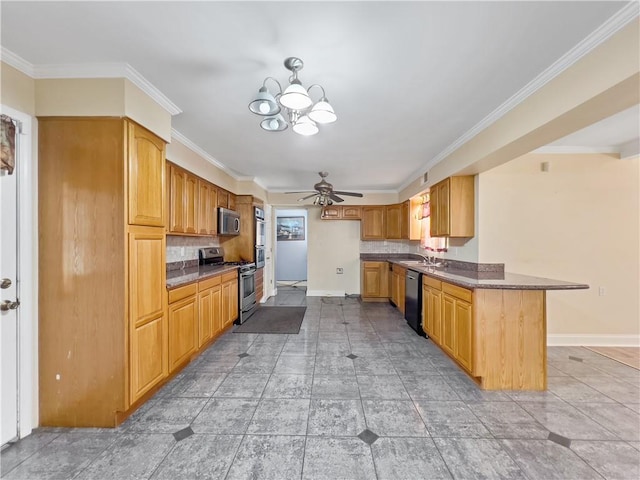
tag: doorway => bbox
[0,106,35,446]
[274,209,308,299]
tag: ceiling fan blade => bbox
[329,193,344,203]
[332,191,363,198]
[285,191,317,194]
[297,193,318,201]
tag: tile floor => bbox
[2,292,639,479]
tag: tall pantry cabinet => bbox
[38,117,167,427]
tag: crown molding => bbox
[619,138,640,159]
[1,48,181,115]
[402,2,640,192]
[1,47,36,76]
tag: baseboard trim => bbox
[306,290,346,297]
[547,334,640,347]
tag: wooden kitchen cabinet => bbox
[361,261,389,300]
[168,284,198,373]
[361,206,386,240]
[198,180,217,235]
[38,117,167,427]
[255,267,264,303]
[217,188,229,209]
[184,172,199,234]
[128,123,166,227]
[228,193,236,210]
[422,276,442,343]
[168,163,200,234]
[321,205,342,219]
[385,204,403,239]
[320,205,362,220]
[222,270,239,327]
[342,206,362,219]
[430,176,474,238]
[198,275,222,346]
[390,264,406,313]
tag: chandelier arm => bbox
[262,76,283,95]
[306,84,326,100]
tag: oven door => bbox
[256,219,266,247]
[239,269,257,323]
[255,247,265,269]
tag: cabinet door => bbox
[128,122,166,227]
[385,204,402,239]
[361,206,386,240]
[218,188,229,209]
[129,227,166,403]
[230,279,239,324]
[321,206,342,219]
[209,185,218,235]
[437,179,450,236]
[198,181,211,235]
[211,284,223,335]
[429,184,439,237]
[455,300,473,372]
[361,261,388,298]
[228,193,236,211]
[401,201,410,239]
[168,295,198,373]
[441,293,456,356]
[222,280,232,327]
[198,288,213,347]
[185,173,199,234]
[428,287,442,344]
[397,268,406,314]
[342,206,361,219]
[169,165,186,233]
[255,268,264,303]
[390,271,399,306]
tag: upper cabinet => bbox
[320,205,362,220]
[361,206,386,240]
[430,176,474,238]
[217,188,229,209]
[168,163,200,234]
[197,180,217,236]
[128,122,166,227]
[385,204,402,239]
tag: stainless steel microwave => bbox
[218,207,240,235]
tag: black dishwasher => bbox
[405,269,426,337]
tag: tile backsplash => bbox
[166,235,220,264]
[360,240,422,254]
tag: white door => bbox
[0,116,19,445]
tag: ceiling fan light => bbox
[308,98,337,124]
[292,115,318,136]
[279,81,313,110]
[260,113,288,132]
[249,86,280,116]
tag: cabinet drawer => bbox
[442,282,472,303]
[221,270,238,283]
[199,275,221,291]
[423,275,442,290]
[168,283,197,303]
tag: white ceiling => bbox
[1,1,634,192]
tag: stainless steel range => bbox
[198,248,257,324]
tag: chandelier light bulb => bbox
[279,81,313,110]
[293,115,319,136]
[259,102,271,114]
[309,98,337,124]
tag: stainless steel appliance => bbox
[405,269,425,337]
[198,248,257,324]
[218,207,240,235]
[255,206,266,269]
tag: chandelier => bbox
[248,57,337,136]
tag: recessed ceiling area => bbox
[0,1,635,191]
[540,105,640,157]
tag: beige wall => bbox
[306,208,361,296]
[1,62,36,114]
[478,153,639,342]
[34,77,172,140]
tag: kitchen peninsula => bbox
[361,254,589,391]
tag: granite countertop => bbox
[360,254,589,291]
[166,264,239,289]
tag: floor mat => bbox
[584,346,640,370]
[233,306,307,334]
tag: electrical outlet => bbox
[598,286,606,296]
[336,268,343,274]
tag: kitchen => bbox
[1,2,639,479]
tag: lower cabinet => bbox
[168,284,198,373]
[221,270,239,327]
[422,276,473,374]
[390,264,406,313]
[361,261,389,300]
[198,275,222,347]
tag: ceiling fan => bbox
[286,172,364,205]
